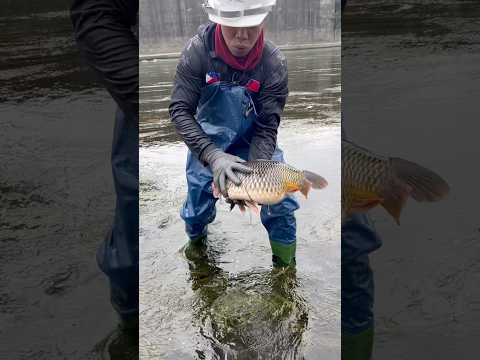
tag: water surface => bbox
[1,6,121,359]
[343,0,480,358]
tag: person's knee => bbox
[261,196,298,233]
[262,214,297,243]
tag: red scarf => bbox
[214,24,264,71]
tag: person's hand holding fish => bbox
[203,148,254,196]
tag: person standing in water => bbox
[169,0,300,267]
[71,0,139,335]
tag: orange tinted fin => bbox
[380,179,412,225]
[350,198,383,213]
[300,179,312,199]
[286,181,300,193]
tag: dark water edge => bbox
[0,8,102,103]
[1,3,125,360]
[343,0,480,358]
[2,0,70,16]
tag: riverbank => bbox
[140,41,341,61]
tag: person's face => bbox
[221,23,264,57]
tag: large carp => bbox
[212,160,328,213]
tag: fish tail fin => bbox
[380,157,450,224]
[300,170,327,199]
[390,157,450,202]
[303,170,328,189]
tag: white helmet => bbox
[203,0,276,27]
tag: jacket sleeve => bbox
[70,0,138,118]
[169,37,217,161]
[249,51,288,161]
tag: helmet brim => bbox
[208,12,268,27]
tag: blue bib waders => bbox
[181,81,299,266]
[97,108,139,321]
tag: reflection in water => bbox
[343,0,480,52]
[184,240,308,359]
[96,327,140,360]
[139,128,341,359]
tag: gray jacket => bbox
[169,23,288,161]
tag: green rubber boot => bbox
[189,228,208,245]
[270,241,296,268]
[342,327,374,360]
[184,233,208,263]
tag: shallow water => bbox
[0,6,122,360]
[343,0,480,358]
[139,47,341,359]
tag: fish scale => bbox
[342,140,391,216]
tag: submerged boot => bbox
[97,323,139,360]
[342,327,374,360]
[189,233,207,246]
[186,223,208,246]
[184,224,208,262]
[97,282,139,360]
[109,281,139,332]
[270,240,296,268]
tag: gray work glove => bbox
[202,149,252,195]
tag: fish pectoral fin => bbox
[286,181,300,193]
[238,202,247,214]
